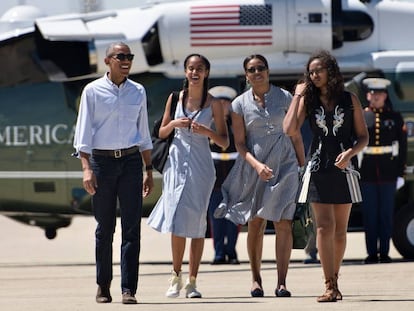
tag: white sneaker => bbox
[166,271,183,298]
[185,276,202,298]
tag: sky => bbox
[0,0,170,17]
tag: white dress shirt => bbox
[73,73,152,155]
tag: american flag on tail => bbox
[190,4,273,47]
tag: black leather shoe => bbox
[228,258,240,265]
[96,285,112,303]
[122,291,137,304]
[379,255,392,263]
[210,258,227,265]
[364,255,379,264]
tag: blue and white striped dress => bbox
[219,85,299,224]
[147,101,215,238]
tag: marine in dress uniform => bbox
[360,78,407,264]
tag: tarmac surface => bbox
[0,215,413,311]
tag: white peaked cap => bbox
[362,78,391,91]
[209,86,237,100]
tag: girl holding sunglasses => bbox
[148,53,229,299]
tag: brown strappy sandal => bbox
[317,278,337,303]
[335,273,343,300]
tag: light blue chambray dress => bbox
[147,101,215,238]
[219,85,298,225]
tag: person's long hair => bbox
[182,54,210,109]
[302,50,344,115]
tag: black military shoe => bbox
[364,255,379,264]
[379,255,392,263]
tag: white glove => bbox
[396,177,405,190]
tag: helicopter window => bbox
[332,9,373,48]
[142,22,164,66]
[341,11,373,41]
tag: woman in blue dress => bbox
[147,54,228,298]
[216,55,305,298]
[283,50,368,302]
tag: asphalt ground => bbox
[0,215,413,310]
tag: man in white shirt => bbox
[73,42,154,304]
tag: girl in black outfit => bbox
[283,50,368,302]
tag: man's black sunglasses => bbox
[112,53,135,61]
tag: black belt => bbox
[92,146,139,158]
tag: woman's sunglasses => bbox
[246,65,267,73]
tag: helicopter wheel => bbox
[45,227,57,239]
